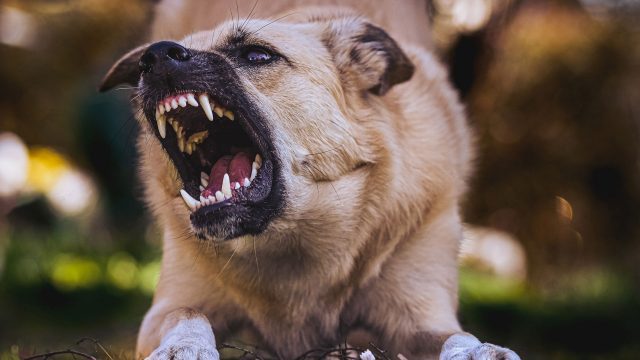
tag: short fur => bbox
[101,1,520,359]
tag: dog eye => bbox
[242,47,273,64]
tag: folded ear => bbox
[324,20,415,96]
[99,43,149,92]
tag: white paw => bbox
[145,312,220,360]
[440,333,520,360]
[146,340,219,360]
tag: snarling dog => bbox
[100,2,520,359]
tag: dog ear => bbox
[325,21,415,96]
[99,44,149,92]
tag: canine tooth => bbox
[178,96,187,107]
[156,113,166,139]
[199,185,204,192]
[171,99,178,109]
[224,110,234,121]
[234,182,240,190]
[255,154,262,167]
[180,189,199,212]
[215,191,225,202]
[213,106,224,118]
[187,93,198,107]
[198,94,214,120]
[200,176,208,187]
[250,163,257,181]
[222,173,232,198]
[201,172,209,181]
[164,102,171,112]
[159,104,165,115]
[243,178,251,187]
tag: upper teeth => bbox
[198,93,214,121]
[154,92,235,153]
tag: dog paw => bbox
[145,340,220,360]
[440,333,520,360]
[145,310,220,360]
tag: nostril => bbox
[167,45,191,61]
[139,52,157,73]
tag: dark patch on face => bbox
[137,45,285,240]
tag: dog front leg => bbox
[138,307,219,360]
[439,333,520,360]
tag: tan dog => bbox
[101,1,520,359]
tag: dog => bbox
[100,1,521,359]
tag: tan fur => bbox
[116,1,485,359]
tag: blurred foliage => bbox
[462,1,640,287]
[0,0,639,359]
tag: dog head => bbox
[100,13,415,242]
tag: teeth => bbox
[199,185,204,192]
[171,119,179,133]
[187,93,199,107]
[222,173,232,198]
[187,130,208,144]
[201,172,209,181]
[180,189,199,212]
[215,191,225,202]
[255,154,262,167]
[164,102,171,112]
[201,176,208,187]
[250,163,258,181]
[156,112,166,139]
[198,94,214,121]
[171,99,178,109]
[214,106,224,118]
[158,104,165,115]
[178,96,187,107]
[234,182,240,190]
[243,178,251,187]
[224,110,234,121]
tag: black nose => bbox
[139,41,191,74]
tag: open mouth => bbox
[150,91,274,217]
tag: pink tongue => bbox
[228,151,253,184]
[202,152,253,197]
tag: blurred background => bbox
[0,0,639,359]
